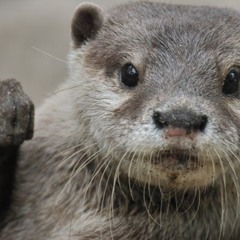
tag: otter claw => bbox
[0,79,34,146]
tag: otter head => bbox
[69,2,240,190]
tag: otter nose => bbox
[153,109,208,133]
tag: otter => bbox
[1,1,240,239]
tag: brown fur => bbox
[1,2,240,239]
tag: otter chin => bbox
[118,148,221,189]
[1,1,240,240]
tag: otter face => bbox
[70,2,240,190]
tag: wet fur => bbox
[1,2,240,240]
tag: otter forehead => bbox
[106,2,240,45]
[85,2,240,76]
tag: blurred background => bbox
[1,0,240,105]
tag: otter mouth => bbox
[125,149,216,188]
[151,150,199,169]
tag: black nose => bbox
[153,109,208,132]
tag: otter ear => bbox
[71,3,104,48]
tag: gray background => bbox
[1,0,240,105]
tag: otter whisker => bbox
[142,164,163,228]
[127,146,139,201]
[207,150,217,187]
[148,150,156,205]
[109,149,131,226]
[55,147,103,204]
[173,186,189,214]
[180,186,198,215]
[222,139,240,152]
[105,147,131,240]
[56,143,97,169]
[32,46,68,64]
[116,150,134,200]
[186,188,201,228]
[99,143,130,211]
[219,145,240,235]
[214,148,228,240]
[57,143,97,156]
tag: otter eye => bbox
[121,63,139,88]
[222,68,240,97]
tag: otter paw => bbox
[0,79,34,146]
